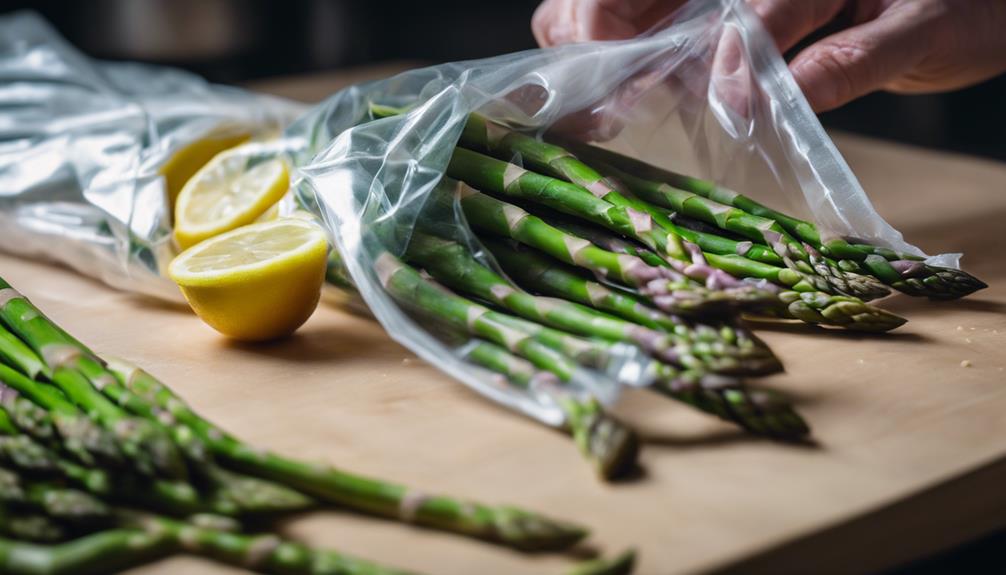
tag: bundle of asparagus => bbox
[360,107,985,480]
[0,277,635,574]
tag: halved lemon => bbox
[173,145,290,250]
[160,130,250,210]
[169,218,329,341]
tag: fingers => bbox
[788,4,931,111]
[746,0,849,52]
[531,0,679,47]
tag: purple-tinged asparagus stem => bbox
[436,178,776,315]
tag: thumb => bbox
[789,8,927,111]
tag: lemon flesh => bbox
[174,146,290,250]
[169,218,329,341]
[160,131,250,210]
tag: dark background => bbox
[4,0,1004,572]
[8,0,1006,162]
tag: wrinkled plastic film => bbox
[0,12,306,301]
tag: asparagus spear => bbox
[594,161,888,299]
[0,409,213,517]
[438,179,777,314]
[100,357,589,551]
[0,506,65,543]
[0,512,418,575]
[550,218,906,332]
[0,276,589,550]
[0,282,185,479]
[480,238,762,350]
[0,529,173,575]
[0,365,124,471]
[441,257,808,439]
[448,148,758,295]
[464,340,639,480]
[407,232,777,376]
[456,114,888,302]
[8,469,374,571]
[573,142,986,299]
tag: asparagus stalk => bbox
[0,276,588,550]
[457,114,888,302]
[0,282,185,479]
[407,232,778,376]
[0,506,65,543]
[0,529,173,575]
[437,179,777,314]
[648,369,809,439]
[573,142,986,299]
[378,254,642,479]
[0,512,418,575]
[549,217,906,332]
[480,238,761,350]
[0,365,124,471]
[464,341,639,480]
[100,356,588,551]
[0,409,212,516]
[448,148,759,295]
[441,256,808,439]
[595,161,888,299]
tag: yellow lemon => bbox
[159,130,250,210]
[173,145,290,250]
[169,218,329,341]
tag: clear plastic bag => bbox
[0,11,305,301]
[0,2,953,428]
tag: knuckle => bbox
[797,39,874,106]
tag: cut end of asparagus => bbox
[489,506,590,551]
[889,261,988,300]
[565,549,638,575]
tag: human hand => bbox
[532,0,1006,111]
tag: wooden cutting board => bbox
[2,69,1004,575]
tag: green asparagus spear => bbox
[101,355,588,551]
[572,142,986,299]
[480,239,760,350]
[0,512,418,575]
[464,340,639,480]
[457,113,888,302]
[0,365,124,471]
[594,161,888,299]
[0,282,185,479]
[435,179,777,314]
[407,232,777,376]
[546,217,906,332]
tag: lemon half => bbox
[169,218,329,341]
[160,131,250,210]
[174,146,290,250]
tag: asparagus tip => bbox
[491,506,590,551]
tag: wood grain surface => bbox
[2,69,1003,575]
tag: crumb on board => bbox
[956,326,965,331]
[960,360,972,368]
[965,338,973,344]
